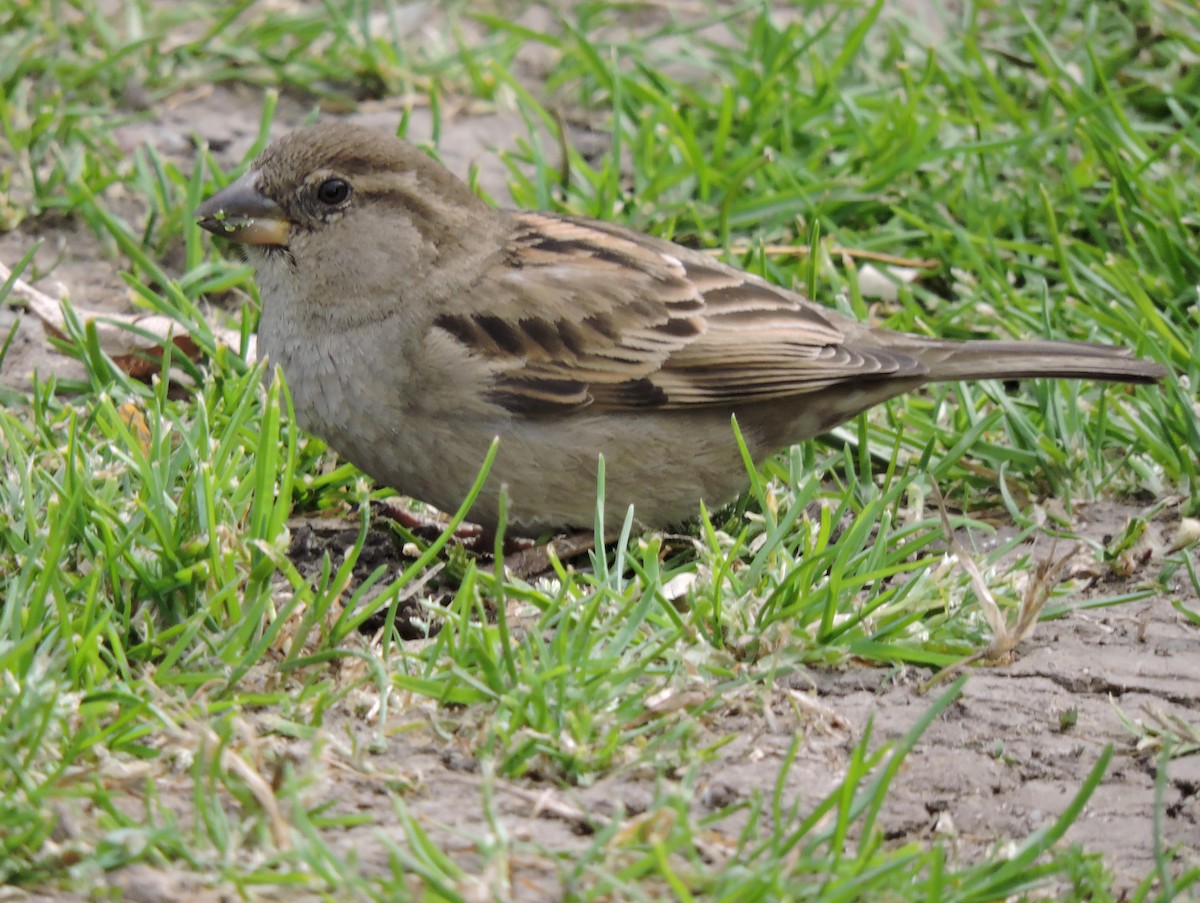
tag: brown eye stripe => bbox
[369,187,443,230]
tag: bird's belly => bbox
[402,411,759,536]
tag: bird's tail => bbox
[910,338,1167,385]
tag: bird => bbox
[195,122,1167,537]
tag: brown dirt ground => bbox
[255,505,1200,899]
[4,4,1197,900]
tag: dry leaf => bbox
[1,260,254,379]
[118,402,152,455]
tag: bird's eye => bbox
[316,178,350,205]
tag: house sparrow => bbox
[196,123,1167,536]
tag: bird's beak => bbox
[195,170,291,246]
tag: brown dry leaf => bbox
[118,401,152,455]
[1,260,254,378]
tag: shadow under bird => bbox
[196,123,1167,536]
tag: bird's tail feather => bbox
[915,339,1166,385]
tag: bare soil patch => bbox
[262,501,1198,898]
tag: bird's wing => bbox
[433,212,928,415]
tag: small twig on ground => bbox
[704,244,938,269]
[0,259,251,377]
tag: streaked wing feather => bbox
[434,212,926,414]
